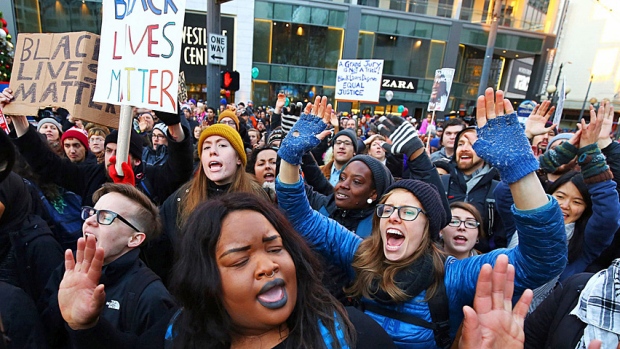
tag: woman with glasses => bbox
[439,202,484,260]
[142,123,169,166]
[276,92,567,348]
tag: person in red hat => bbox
[61,127,95,164]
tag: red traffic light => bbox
[221,70,239,91]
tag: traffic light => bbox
[220,70,240,91]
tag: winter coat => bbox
[39,249,176,349]
[524,273,593,349]
[13,125,194,206]
[276,176,567,349]
[0,281,49,349]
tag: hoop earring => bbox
[367,198,373,204]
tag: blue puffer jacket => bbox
[276,176,567,349]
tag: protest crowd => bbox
[1,17,620,349]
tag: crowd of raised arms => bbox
[1,85,620,349]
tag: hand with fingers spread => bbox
[58,236,106,330]
[458,254,533,349]
[597,101,615,149]
[524,100,557,140]
[376,114,423,159]
[274,92,286,114]
[577,102,613,183]
[473,88,539,184]
[277,96,331,166]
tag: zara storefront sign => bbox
[381,75,418,93]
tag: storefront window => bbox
[270,22,343,69]
[16,0,102,34]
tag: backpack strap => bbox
[361,280,452,349]
[120,264,161,333]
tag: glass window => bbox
[325,28,343,69]
[253,81,271,106]
[409,39,431,78]
[271,66,289,81]
[289,67,307,83]
[329,10,347,28]
[517,37,543,53]
[254,63,271,80]
[358,32,375,59]
[397,20,416,37]
[414,22,433,39]
[273,3,293,21]
[253,20,272,63]
[311,8,329,26]
[426,41,446,78]
[292,6,311,24]
[433,25,450,41]
[324,70,337,86]
[360,15,379,32]
[378,17,398,34]
[307,69,324,85]
[255,1,273,19]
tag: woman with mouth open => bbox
[439,202,485,260]
[146,124,268,286]
[56,193,397,349]
[276,92,568,348]
[246,146,280,203]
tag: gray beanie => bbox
[342,155,394,201]
[546,133,573,151]
[333,129,358,152]
[153,123,169,135]
[37,118,63,134]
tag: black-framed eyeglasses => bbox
[376,204,425,221]
[448,218,480,229]
[81,206,141,232]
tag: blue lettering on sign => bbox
[115,0,178,19]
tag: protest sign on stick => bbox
[94,0,186,175]
[335,59,384,103]
[427,68,455,112]
[4,32,120,129]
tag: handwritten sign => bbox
[4,32,120,128]
[335,59,384,103]
[93,0,186,113]
[553,77,565,128]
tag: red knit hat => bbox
[61,127,89,150]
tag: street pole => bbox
[207,0,222,108]
[477,0,503,96]
[578,75,593,122]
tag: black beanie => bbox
[342,155,394,201]
[333,129,357,153]
[384,179,448,241]
[105,130,144,160]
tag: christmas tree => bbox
[0,12,13,82]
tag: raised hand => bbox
[580,103,606,148]
[471,88,538,184]
[107,156,136,186]
[277,96,331,166]
[274,92,286,114]
[524,100,556,139]
[58,236,106,330]
[595,101,614,149]
[459,254,533,349]
[376,115,423,159]
[0,88,13,109]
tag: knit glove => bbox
[153,108,181,126]
[578,144,613,184]
[473,112,538,184]
[277,113,327,165]
[539,141,578,173]
[280,113,300,134]
[377,115,423,158]
[107,156,136,186]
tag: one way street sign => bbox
[208,33,227,66]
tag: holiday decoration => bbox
[0,12,13,82]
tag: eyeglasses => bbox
[81,206,141,232]
[448,218,480,229]
[152,134,166,139]
[335,140,353,147]
[220,120,236,126]
[376,204,425,221]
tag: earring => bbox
[367,198,373,204]
[476,239,480,244]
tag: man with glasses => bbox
[40,183,175,348]
[142,123,169,166]
[321,129,358,187]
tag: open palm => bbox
[58,236,106,330]
[524,100,556,139]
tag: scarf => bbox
[369,253,435,304]
[571,259,620,349]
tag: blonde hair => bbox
[345,189,445,302]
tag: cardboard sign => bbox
[335,59,384,103]
[428,68,455,112]
[93,0,186,113]
[4,32,120,128]
[553,77,565,127]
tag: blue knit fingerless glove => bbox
[473,112,539,184]
[539,141,578,173]
[277,113,327,165]
[578,144,611,183]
